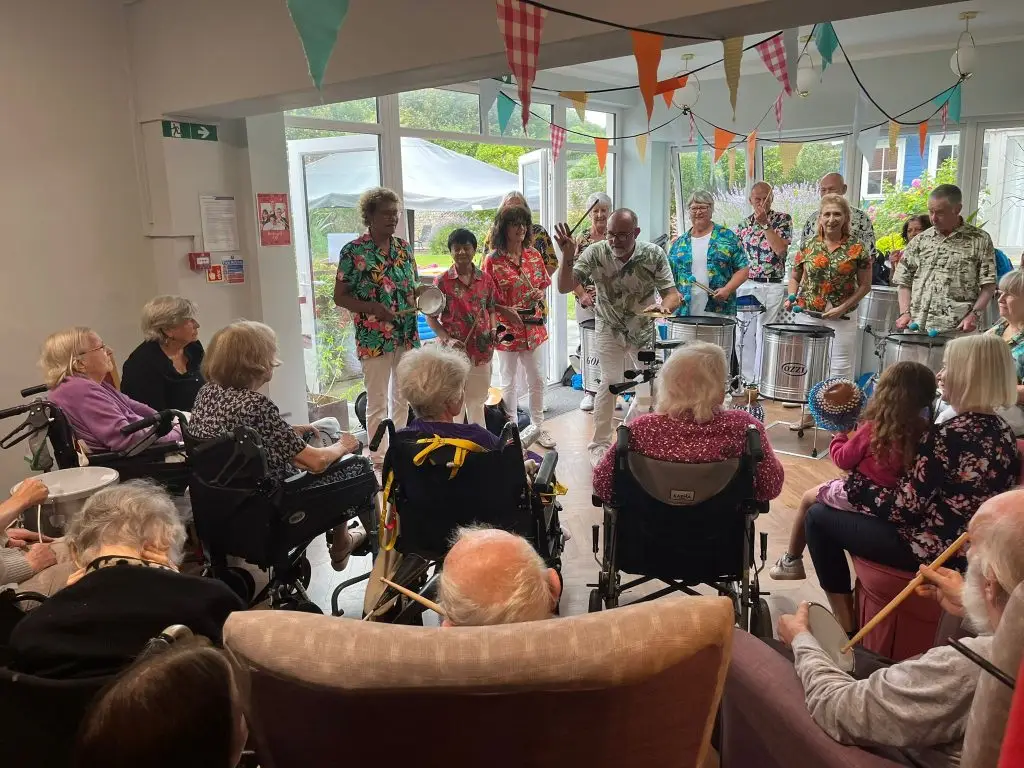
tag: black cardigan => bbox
[121,339,205,412]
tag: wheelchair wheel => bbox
[749,597,773,639]
[288,555,312,590]
[588,589,603,613]
[221,567,256,605]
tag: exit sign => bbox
[161,120,218,142]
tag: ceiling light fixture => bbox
[795,52,816,98]
[673,53,701,109]
[950,11,979,79]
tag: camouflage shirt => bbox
[893,221,996,333]
[573,241,676,348]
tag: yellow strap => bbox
[379,469,398,551]
[412,436,487,479]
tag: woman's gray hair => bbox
[141,296,198,342]
[686,190,715,215]
[999,269,1024,298]
[656,341,727,423]
[66,480,186,568]
[396,345,471,420]
[500,191,529,212]
[585,192,612,211]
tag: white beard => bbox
[962,560,993,634]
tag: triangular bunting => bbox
[550,124,566,162]
[947,85,962,124]
[662,89,676,108]
[631,31,663,123]
[856,125,882,164]
[594,137,609,173]
[495,0,547,128]
[713,127,736,163]
[723,37,744,120]
[918,121,928,158]
[636,134,648,164]
[496,92,515,135]
[779,142,802,174]
[479,80,500,117]
[559,91,588,122]
[728,148,738,188]
[689,111,696,143]
[656,75,687,108]
[747,130,758,179]
[888,120,900,156]
[287,0,351,90]
[813,23,839,73]
[755,35,791,95]
[774,92,785,136]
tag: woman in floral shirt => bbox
[483,205,555,449]
[786,194,873,380]
[805,334,1019,633]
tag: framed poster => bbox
[257,193,292,246]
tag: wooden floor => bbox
[312,400,841,625]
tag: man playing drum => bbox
[893,184,997,335]
[553,209,682,465]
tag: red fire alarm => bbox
[188,252,211,271]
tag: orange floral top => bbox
[793,236,870,312]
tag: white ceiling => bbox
[543,0,1024,85]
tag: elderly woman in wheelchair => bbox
[588,341,784,633]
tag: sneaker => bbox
[537,429,557,449]
[579,393,595,411]
[769,553,806,580]
[589,444,609,467]
[789,415,815,431]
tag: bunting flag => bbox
[287,0,351,90]
[728,148,738,188]
[755,35,792,95]
[783,29,799,94]
[774,91,785,136]
[495,0,547,128]
[918,121,928,158]
[594,137,609,173]
[779,142,802,174]
[747,130,758,179]
[559,90,588,122]
[713,127,736,163]
[656,75,687,108]
[723,37,744,120]
[496,92,516,134]
[636,133,648,164]
[479,80,500,117]
[631,31,663,123]
[947,85,962,124]
[857,125,882,163]
[550,124,566,162]
[689,111,696,143]
[888,120,900,156]
[814,23,839,74]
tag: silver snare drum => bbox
[759,323,834,403]
[883,332,949,373]
[416,285,446,317]
[666,315,737,360]
[857,286,899,332]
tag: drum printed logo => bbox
[781,362,808,377]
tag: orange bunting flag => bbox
[779,142,802,174]
[559,90,588,122]
[656,75,687,108]
[713,127,736,163]
[594,137,609,173]
[918,121,928,158]
[631,31,663,123]
[746,130,758,179]
[723,36,744,120]
[888,120,900,156]
[636,134,648,163]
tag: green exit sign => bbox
[161,120,218,142]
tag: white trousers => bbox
[497,347,545,428]
[794,314,861,381]
[735,281,787,386]
[591,327,639,451]
[361,349,410,462]
[464,361,492,427]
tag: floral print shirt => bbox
[793,237,870,313]
[737,210,794,280]
[336,234,420,360]
[434,265,498,366]
[483,247,550,352]
[667,223,748,316]
[847,412,1018,568]
[988,320,1024,383]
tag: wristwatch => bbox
[971,308,982,320]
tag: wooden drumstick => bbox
[689,278,716,297]
[380,577,446,617]
[841,531,969,653]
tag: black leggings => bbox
[804,503,921,594]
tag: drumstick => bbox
[569,198,600,236]
[380,577,446,617]
[841,531,969,654]
[689,278,716,297]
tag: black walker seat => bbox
[589,423,772,637]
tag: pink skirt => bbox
[816,477,856,512]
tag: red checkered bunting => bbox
[496,0,546,128]
[755,35,792,95]
[774,91,785,135]
[550,123,566,161]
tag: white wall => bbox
[0,0,154,490]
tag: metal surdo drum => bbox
[883,332,948,373]
[665,315,737,361]
[858,286,899,333]
[416,285,446,316]
[759,323,834,403]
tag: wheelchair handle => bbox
[0,403,33,421]
[608,380,638,396]
[369,420,393,453]
[120,409,187,436]
[20,384,48,398]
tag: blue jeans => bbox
[804,503,920,594]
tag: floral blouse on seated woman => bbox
[592,341,784,502]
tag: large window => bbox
[485,101,552,140]
[672,147,749,234]
[400,88,480,133]
[863,141,902,198]
[287,97,378,124]
[978,125,1024,261]
[761,140,844,235]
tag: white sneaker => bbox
[579,393,595,411]
[537,429,556,449]
[769,554,806,580]
[589,444,609,467]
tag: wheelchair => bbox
[588,423,773,638]
[335,418,563,623]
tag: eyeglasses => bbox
[688,205,711,213]
[606,230,634,240]
[77,342,109,356]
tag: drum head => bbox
[580,318,596,330]
[808,603,854,672]
[417,286,446,316]
[886,331,947,347]
[764,322,836,338]
[667,315,737,327]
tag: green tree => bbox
[762,143,843,187]
[870,157,959,249]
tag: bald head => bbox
[818,173,847,197]
[438,526,560,627]
[606,208,641,258]
[963,490,1024,631]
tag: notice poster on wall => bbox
[223,258,245,284]
[257,193,292,247]
[199,195,239,252]
[206,264,225,283]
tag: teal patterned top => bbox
[666,223,748,316]
[988,319,1024,382]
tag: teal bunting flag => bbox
[814,23,839,73]
[933,84,962,124]
[287,0,350,90]
[497,92,516,134]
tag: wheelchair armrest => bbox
[745,425,764,463]
[369,420,394,452]
[591,494,603,508]
[282,470,312,490]
[535,450,557,490]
